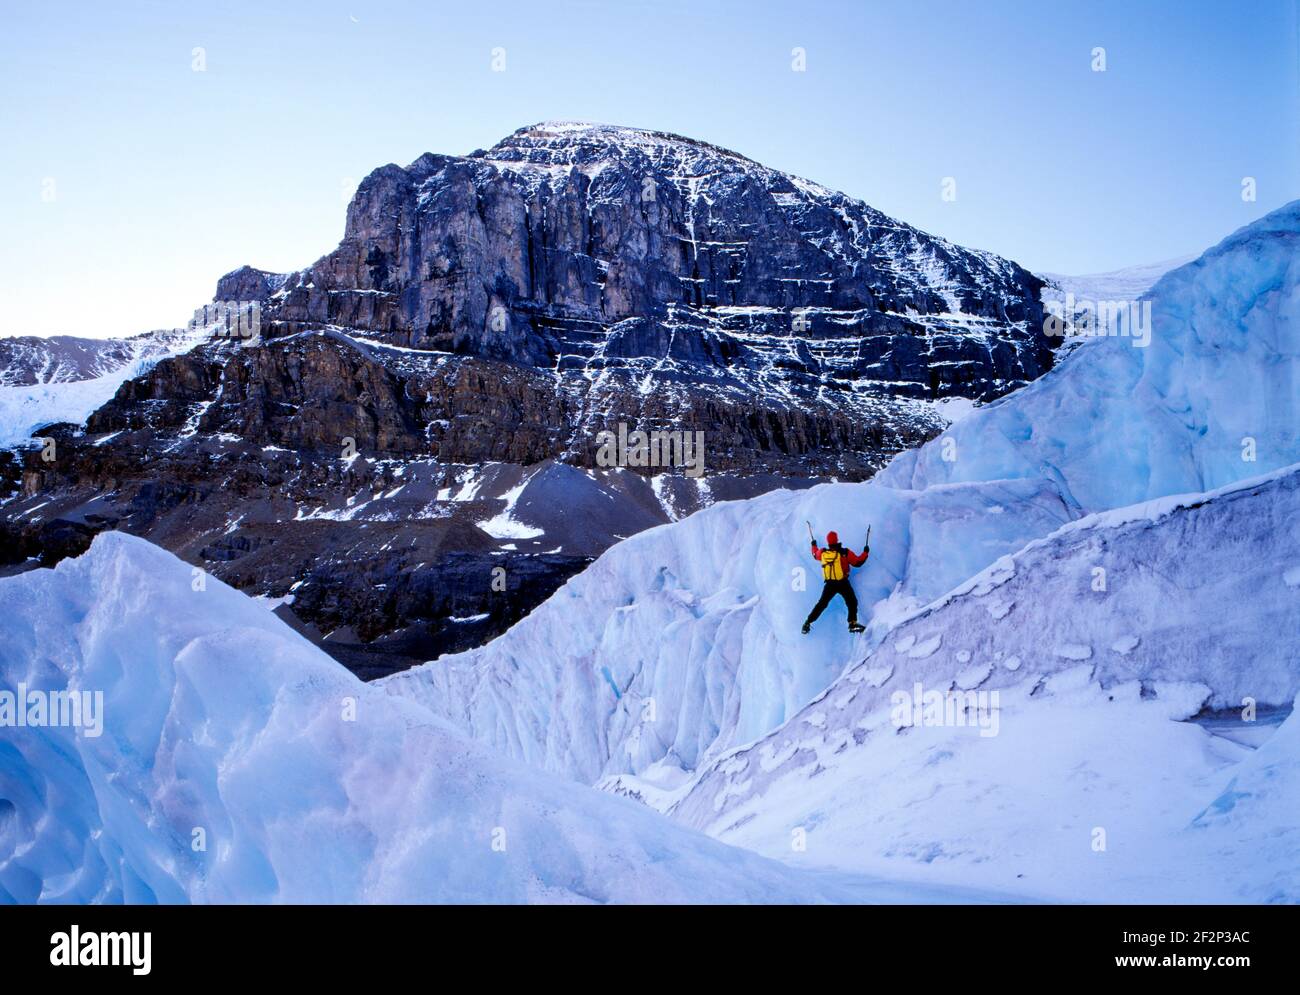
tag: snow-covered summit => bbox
[472,119,1036,305]
[483,120,763,169]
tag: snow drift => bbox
[382,203,1300,783]
[0,531,938,904]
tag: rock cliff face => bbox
[2,122,1055,677]
[263,123,1048,383]
[242,122,1051,466]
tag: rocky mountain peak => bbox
[475,120,762,171]
[254,121,1050,393]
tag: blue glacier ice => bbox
[0,532,959,904]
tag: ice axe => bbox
[865,524,871,553]
[805,520,815,544]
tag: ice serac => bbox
[0,531,912,904]
[381,202,1300,784]
[882,203,1300,506]
[658,465,1300,903]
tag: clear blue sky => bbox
[2,0,1297,338]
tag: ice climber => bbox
[802,527,868,635]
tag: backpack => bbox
[820,548,845,581]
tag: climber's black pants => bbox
[805,578,858,626]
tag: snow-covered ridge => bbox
[0,323,214,450]
[492,120,764,167]
[380,201,1300,785]
[0,335,136,388]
